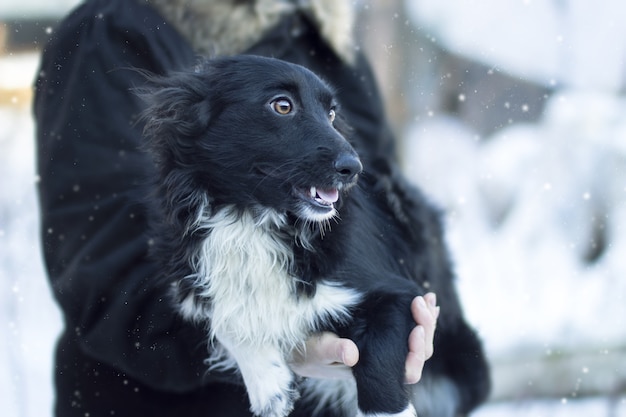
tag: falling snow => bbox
[406,1,626,415]
[2,0,626,415]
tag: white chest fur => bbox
[184,206,359,348]
[178,206,360,416]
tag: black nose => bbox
[334,153,363,181]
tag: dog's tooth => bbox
[310,186,317,198]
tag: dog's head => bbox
[142,55,362,223]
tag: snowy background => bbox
[1,0,626,416]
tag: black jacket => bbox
[34,0,395,416]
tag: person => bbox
[34,1,439,416]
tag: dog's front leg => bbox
[348,291,418,417]
[217,332,299,417]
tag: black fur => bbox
[141,55,490,417]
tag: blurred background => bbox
[1,0,625,416]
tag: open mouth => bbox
[296,186,339,212]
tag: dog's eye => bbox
[271,98,293,115]
[328,108,336,123]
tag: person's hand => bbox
[405,292,439,384]
[289,293,440,382]
[289,332,359,379]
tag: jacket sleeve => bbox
[33,0,230,392]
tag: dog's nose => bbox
[334,153,363,181]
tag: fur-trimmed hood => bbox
[149,0,355,63]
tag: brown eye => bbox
[271,98,292,115]
[329,108,336,123]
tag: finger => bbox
[309,332,359,367]
[405,326,426,384]
[290,333,357,379]
[411,295,437,360]
[424,292,440,319]
[423,293,440,358]
[338,338,359,367]
[318,333,359,366]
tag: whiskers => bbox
[294,210,340,245]
[317,212,341,239]
[251,160,301,192]
[249,155,352,242]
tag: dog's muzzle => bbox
[294,152,362,221]
[334,153,362,183]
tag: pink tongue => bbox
[317,188,339,203]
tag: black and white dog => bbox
[141,55,489,417]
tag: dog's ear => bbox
[138,65,213,161]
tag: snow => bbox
[402,0,626,413]
[406,0,626,91]
[1,53,62,417]
[0,0,80,18]
[404,92,626,356]
[3,0,626,414]
[477,397,626,417]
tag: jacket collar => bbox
[149,0,355,63]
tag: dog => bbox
[141,55,490,417]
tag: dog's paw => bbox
[244,360,299,417]
[218,334,300,417]
[250,382,299,417]
[251,384,298,417]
